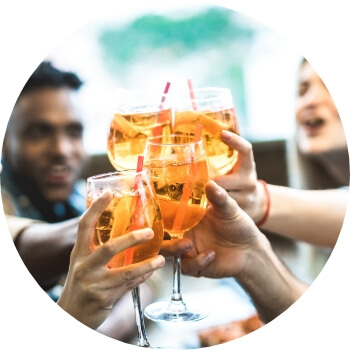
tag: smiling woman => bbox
[291,58,349,190]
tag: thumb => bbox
[205,180,241,219]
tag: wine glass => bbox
[173,86,239,176]
[86,169,164,347]
[107,87,172,171]
[143,133,210,322]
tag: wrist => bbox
[234,231,269,281]
[256,180,270,227]
[235,233,307,322]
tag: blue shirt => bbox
[1,160,86,222]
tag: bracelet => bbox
[256,179,270,227]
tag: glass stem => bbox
[131,286,151,348]
[170,255,186,311]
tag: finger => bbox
[220,130,255,174]
[108,255,165,287]
[159,238,193,257]
[75,191,113,253]
[181,251,215,277]
[205,180,241,219]
[89,228,155,267]
[118,272,154,293]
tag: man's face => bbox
[3,87,87,202]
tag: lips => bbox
[300,116,325,136]
[44,164,72,185]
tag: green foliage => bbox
[99,7,255,66]
[97,6,258,124]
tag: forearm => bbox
[261,185,348,248]
[15,219,78,289]
[236,234,308,323]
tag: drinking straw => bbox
[153,81,171,136]
[172,124,202,232]
[124,155,145,266]
[193,123,203,143]
[187,78,198,111]
[159,81,171,109]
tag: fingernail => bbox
[206,251,215,261]
[144,229,154,238]
[156,256,165,266]
[221,130,231,140]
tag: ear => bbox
[2,114,14,157]
[2,132,9,156]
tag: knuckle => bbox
[122,269,137,281]
[245,142,253,154]
[78,214,89,231]
[100,242,117,257]
[125,277,144,290]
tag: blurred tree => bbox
[98,6,257,126]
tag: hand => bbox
[57,192,165,330]
[212,130,268,224]
[159,236,194,258]
[183,181,308,323]
[181,180,263,279]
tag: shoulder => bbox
[1,189,19,216]
[5,215,42,242]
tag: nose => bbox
[50,133,74,158]
[296,86,321,120]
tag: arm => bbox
[182,180,307,323]
[236,233,307,322]
[13,217,79,290]
[57,191,165,330]
[260,185,348,247]
[8,205,189,291]
[214,130,347,248]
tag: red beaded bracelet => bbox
[256,179,271,227]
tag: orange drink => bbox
[173,87,239,176]
[143,133,210,322]
[86,169,163,268]
[148,159,208,238]
[107,88,172,171]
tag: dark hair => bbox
[20,61,83,94]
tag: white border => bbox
[1,1,349,349]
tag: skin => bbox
[12,214,194,291]
[14,217,80,289]
[3,86,194,290]
[2,87,87,202]
[212,61,348,247]
[182,181,307,323]
[2,87,87,289]
[296,60,347,155]
[2,84,195,341]
[214,130,348,248]
[57,192,166,330]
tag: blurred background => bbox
[47,2,302,155]
[17,3,336,348]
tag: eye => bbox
[298,82,308,97]
[25,124,50,141]
[66,123,83,139]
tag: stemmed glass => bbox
[173,85,239,177]
[86,169,164,347]
[107,87,172,171]
[143,132,210,322]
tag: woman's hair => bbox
[287,58,349,190]
[287,137,349,190]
